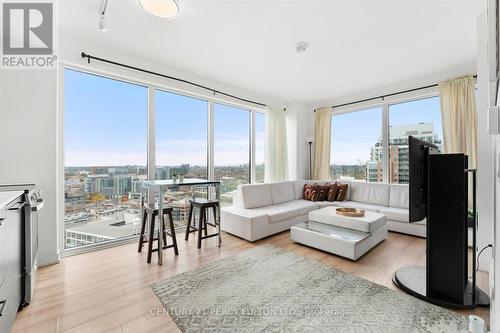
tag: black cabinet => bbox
[0,194,24,333]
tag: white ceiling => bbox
[59,0,486,103]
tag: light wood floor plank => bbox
[12,230,490,333]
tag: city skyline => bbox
[330,96,442,165]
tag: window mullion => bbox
[250,110,256,183]
[208,101,215,181]
[382,104,389,184]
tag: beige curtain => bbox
[264,107,289,182]
[438,75,478,169]
[312,107,331,179]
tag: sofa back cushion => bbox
[237,184,273,209]
[292,180,307,200]
[389,184,409,209]
[271,182,295,204]
[349,181,390,206]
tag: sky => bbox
[330,96,442,165]
[64,69,265,167]
[65,68,440,168]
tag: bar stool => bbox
[185,198,220,249]
[138,204,179,263]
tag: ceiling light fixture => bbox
[99,0,109,32]
[296,42,310,54]
[138,0,180,19]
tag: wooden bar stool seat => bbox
[185,198,220,249]
[138,204,179,263]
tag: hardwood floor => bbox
[13,230,490,333]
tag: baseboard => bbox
[38,249,61,267]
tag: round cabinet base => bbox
[393,266,489,309]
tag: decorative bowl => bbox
[336,207,365,217]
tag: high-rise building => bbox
[368,123,442,183]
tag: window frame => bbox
[330,86,440,184]
[59,64,267,256]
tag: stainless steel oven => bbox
[0,184,43,306]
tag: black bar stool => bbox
[138,204,179,263]
[185,198,220,249]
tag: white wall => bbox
[285,102,314,180]
[476,12,494,272]
[0,69,59,266]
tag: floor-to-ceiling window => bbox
[255,112,266,183]
[155,90,209,227]
[329,94,443,183]
[214,103,250,206]
[64,69,148,249]
[64,67,266,250]
[388,96,442,184]
[330,107,383,182]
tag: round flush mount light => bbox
[295,42,310,54]
[138,0,181,19]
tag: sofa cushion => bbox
[336,200,387,213]
[379,207,410,223]
[389,184,409,209]
[271,182,295,204]
[292,180,306,200]
[253,200,319,223]
[349,182,390,206]
[221,206,269,222]
[237,183,273,209]
[318,201,341,208]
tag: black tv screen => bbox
[408,135,438,222]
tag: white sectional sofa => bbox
[221,180,426,242]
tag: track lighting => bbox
[99,0,109,32]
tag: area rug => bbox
[151,245,468,333]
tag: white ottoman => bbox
[291,207,388,261]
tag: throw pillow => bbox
[335,182,349,201]
[310,190,320,202]
[317,185,331,201]
[303,183,320,201]
[327,183,339,202]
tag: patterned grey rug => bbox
[151,245,468,333]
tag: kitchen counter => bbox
[0,191,24,210]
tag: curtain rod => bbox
[315,74,478,112]
[81,52,268,107]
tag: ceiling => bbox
[59,0,486,103]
